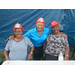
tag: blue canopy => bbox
[0,9,75,51]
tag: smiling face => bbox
[52,25,60,34]
[14,29,23,39]
[36,23,44,32]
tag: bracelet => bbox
[30,52,33,54]
[65,55,69,57]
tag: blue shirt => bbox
[23,27,52,47]
[5,37,33,60]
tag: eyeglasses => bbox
[15,31,23,33]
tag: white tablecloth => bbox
[2,60,75,65]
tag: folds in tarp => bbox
[64,9,75,50]
[0,9,75,51]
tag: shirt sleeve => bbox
[5,41,11,51]
[64,39,69,47]
[26,37,33,47]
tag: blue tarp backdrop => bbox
[0,9,75,51]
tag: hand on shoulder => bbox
[59,32,67,39]
[9,35,14,41]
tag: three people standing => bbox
[7,17,69,60]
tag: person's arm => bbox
[59,32,67,39]
[63,34,67,39]
[8,31,30,41]
[9,35,14,41]
[63,37,69,60]
[4,41,11,60]
[8,30,31,41]
[64,46,69,60]
[26,37,34,60]
[4,50,10,60]
[23,30,31,40]
[30,46,34,54]
[28,46,34,60]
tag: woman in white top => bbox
[4,23,34,60]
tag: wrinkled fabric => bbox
[0,9,75,51]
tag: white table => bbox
[2,60,75,65]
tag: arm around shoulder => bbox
[63,34,67,39]
[23,30,31,39]
[59,32,67,39]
